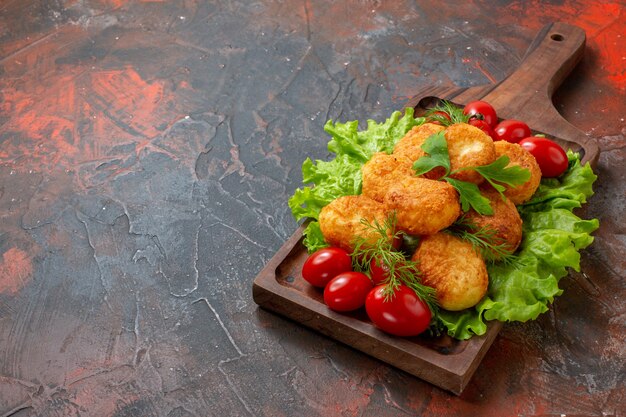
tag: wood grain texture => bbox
[253,225,503,395]
[1,1,623,415]
[252,22,600,395]
[408,23,599,166]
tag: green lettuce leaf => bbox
[439,308,488,340]
[288,108,599,340]
[288,154,363,222]
[301,221,327,253]
[325,109,424,161]
[288,108,425,253]
[443,152,599,338]
[517,154,597,212]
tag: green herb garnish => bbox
[288,108,425,253]
[412,133,531,215]
[461,155,531,196]
[448,216,519,264]
[288,109,599,340]
[351,213,439,317]
[412,131,450,177]
[425,100,470,126]
[445,177,493,215]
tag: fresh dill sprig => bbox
[351,212,439,316]
[425,100,470,126]
[448,216,519,265]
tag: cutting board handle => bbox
[407,22,599,166]
[482,22,598,165]
[482,22,585,122]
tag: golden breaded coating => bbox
[361,152,415,202]
[493,141,541,204]
[394,123,496,183]
[462,189,523,257]
[412,233,488,311]
[393,123,447,180]
[445,123,496,184]
[383,177,460,236]
[319,195,392,253]
[393,123,446,162]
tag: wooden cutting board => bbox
[252,22,599,395]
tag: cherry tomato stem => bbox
[463,101,498,128]
[468,118,496,140]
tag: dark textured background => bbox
[0,1,624,416]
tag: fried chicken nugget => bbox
[444,123,496,184]
[462,188,523,257]
[412,232,488,311]
[394,123,496,184]
[361,152,414,202]
[319,195,392,253]
[383,177,460,235]
[393,123,445,162]
[493,141,541,204]
[393,123,447,180]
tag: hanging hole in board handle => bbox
[551,33,565,41]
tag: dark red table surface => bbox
[1,1,624,416]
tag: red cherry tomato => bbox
[369,257,411,285]
[365,285,432,337]
[493,119,531,143]
[369,258,391,286]
[428,110,451,125]
[324,272,373,312]
[302,247,352,288]
[463,100,498,127]
[468,118,495,139]
[519,137,569,177]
